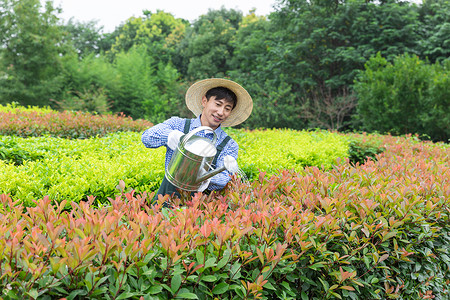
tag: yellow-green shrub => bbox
[0,129,349,204]
[0,132,165,205]
[228,128,349,179]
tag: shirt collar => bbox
[193,115,226,138]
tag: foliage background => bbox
[0,0,449,141]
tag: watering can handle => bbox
[179,126,217,149]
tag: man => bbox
[141,78,253,201]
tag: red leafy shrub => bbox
[0,107,152,138]
[0,135,448,299]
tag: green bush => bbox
[228,128,349,180]
[0,132,165,206]
[0,128,349,205]
[346,136,386,166]
[0,134,448,299]
[354,53,450,142]
[0,138,44,165]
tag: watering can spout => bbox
[196,155,239,183]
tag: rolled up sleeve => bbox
[141,117,184,149]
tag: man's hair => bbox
[205,87,237,109]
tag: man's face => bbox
[200,95,233,129]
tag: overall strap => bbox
[212,136,231,167]
[183,119,191,134]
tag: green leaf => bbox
[96,275,110,288]
[212,282,229,294]
[148,285,163,294]
[301,291,309,300]
[204,257,217,269]
[196,249,204,264]
[264,281,276,290]
[217,249,231,269]
[309,263,325,270]
[176,293,199,299]
[67,289,88,300]
[201,275,217,282]
[116,291,136,300]
[319,277,329,291]
[382,231,398,242]
[25,289,38,300]
[171,274,182,294]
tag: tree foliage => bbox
[182,7,243,79]
[0,0,64,106]
[109,10,187,64]
[354,53,450,141]
[0,0,449,140]
[417,0,450,63]
[61,18,105,58]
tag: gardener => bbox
[141,78,253,202]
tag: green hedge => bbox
[0,134,448,299]
[0,129,350,205]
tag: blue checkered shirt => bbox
[141,116,239,191]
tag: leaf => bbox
[264,281,276,290]
[309,263,325,270]
[148,285,163,294]
[116,291,136,300]
[25,289,38,300]
[171,274,182,294]
[217,249,231,269]
[382,231,398,242]
[340,286,356,291]
[319,277,329,291]
[195,249,204,264]
[176,293,199,299]
[256,248,264,264]
[201,275,217,282]
[204,257,217,269]
[67,289,88,300]
[212,282,229,294]
[378,254,390,263]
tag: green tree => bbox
[181,7,243,79]
[229,12,271,73]
[109,10,187,64]
[111,45,181,122]
[61,18,105,58]
[237,0,423,130]
[417,0,450,63]
[0,0,65,106]
[55,52,120,113]
[226,12,307,129]
[354,53,449,141]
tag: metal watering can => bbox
[166,126,238,191]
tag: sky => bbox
[49,0,279,33]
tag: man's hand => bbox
[198,178,211,192]
[167,130,184,150]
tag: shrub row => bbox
[0,103,152,138]
[0,134,448,299]
[0,128,350,205]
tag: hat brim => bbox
[185,78,253,127]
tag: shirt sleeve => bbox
[208,138,239,191]
[141,117,184,149]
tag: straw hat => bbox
[185,78,253,127]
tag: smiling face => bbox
[200,95,234,129]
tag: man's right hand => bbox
[167,130,184,150]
